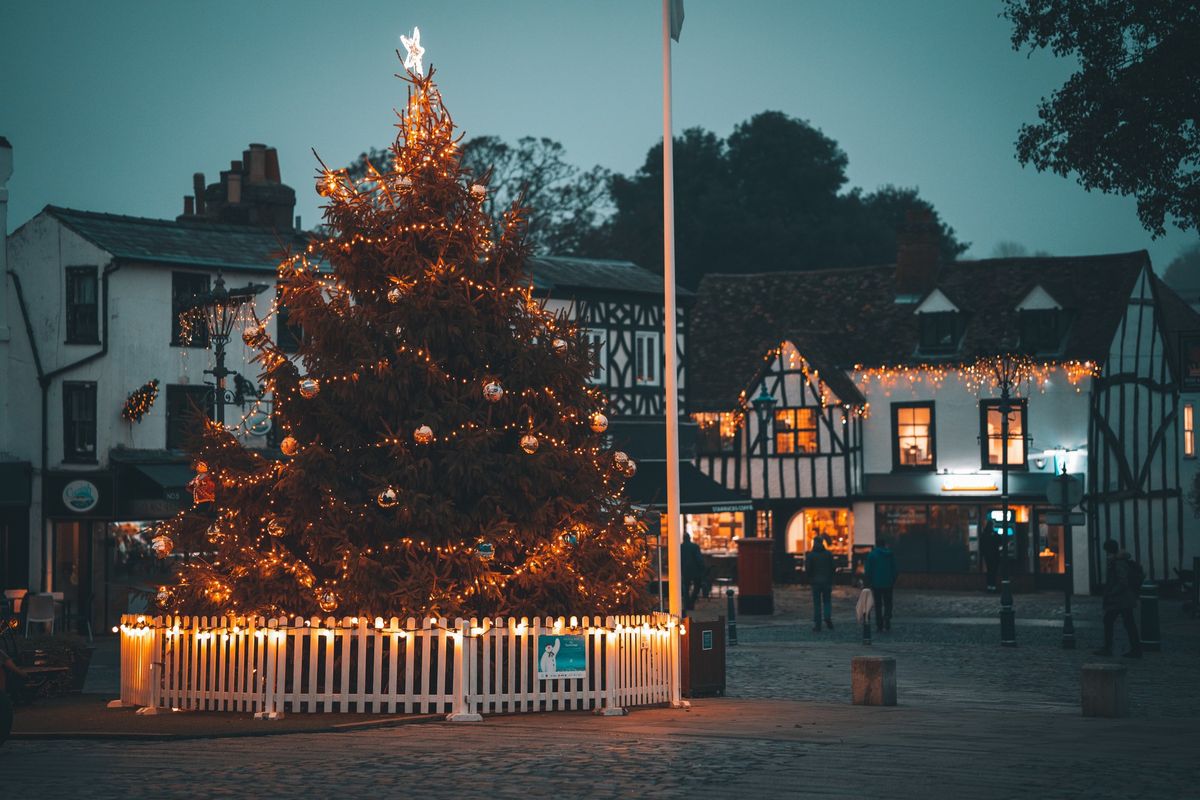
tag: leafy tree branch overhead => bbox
[1004,0,1200,236]
[350,111,966,290]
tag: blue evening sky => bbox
[2,0,1195,268]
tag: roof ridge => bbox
[45,205,299,237]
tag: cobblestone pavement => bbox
[4,588,1197,799]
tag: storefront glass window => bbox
[688,512,744,554]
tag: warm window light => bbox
[1185,403,1195,458]
[940,474,999,492]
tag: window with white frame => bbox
[1185,403,1195,458]
[586,329,608,384]
[635,331,660,386]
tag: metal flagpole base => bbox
[596,707,627,717]
[446,712,484,722]
[106,699,133,709]
[671,699,691,709]
[135,705,164,715]
[254,710,286,720]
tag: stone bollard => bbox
[1081,663,1129,718]
[851,656,896,706]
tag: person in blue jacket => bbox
[865,538,899,632]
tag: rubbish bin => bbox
[682,616,726,697]
[736,537,774,614]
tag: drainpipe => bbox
[9,257,118,590]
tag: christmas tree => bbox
[156,42,651,619]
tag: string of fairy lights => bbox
[692,341,1103,440]
[154,61,653,620]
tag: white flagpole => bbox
[661,0,683,629]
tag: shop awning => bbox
[624,461,754,514]
[131,463,195,492]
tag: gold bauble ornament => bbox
[299,378,320,399]
[243,325,267,348]
[483,381,504,403]
[590,412,608,433]
[414,424,434,445]
[552,338,568,355]
[623,458,638,478]
[151,534,174,558]
[280,435,299,456]
[377,487,399,508]
[387,286,403,304]
[316,587,339,613]
[155,586,175,608]
[613,451,629,466]
[266,517,286,537]
[520,433,539,454]
[206,523,224,544]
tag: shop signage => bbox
[62,479,100,512]
[43,471,115,519]
[709,503,755,513]
[940,474,999,493]
[1043,511,1085,526]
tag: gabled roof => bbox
[689,252,1150,411]
[1150,274,1200,382]
[43,205,309,273]
[527,255,692,299]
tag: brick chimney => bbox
[895,208,941,299]
[186,145,296,229]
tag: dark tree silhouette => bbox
[1004,0,1200,236]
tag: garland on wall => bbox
[122,379,160,423]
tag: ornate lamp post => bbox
[984,352,1025,647]
[186,272,268,426]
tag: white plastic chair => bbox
[25,592,55,636]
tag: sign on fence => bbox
[537,634,587,679]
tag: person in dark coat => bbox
[681,532,706,612]
[864,538,899,632]
[807,535,836,632]
[980,520,999,592]
[1094,539,1142,658]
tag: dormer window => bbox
[919,311,962,353]
[1019,309,1067,354]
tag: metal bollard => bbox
[1139,581,1161,652]
[1000,579,1017,647]
[862,614,872,645]
[726,588,738,646]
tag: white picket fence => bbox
[115,612,683,718]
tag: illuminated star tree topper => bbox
[400,26,425,75]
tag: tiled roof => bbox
[689,252,1152,411]
[45,206,309,273]
[527,255,692,298]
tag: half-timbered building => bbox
[689,227,1200,592]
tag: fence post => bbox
[134,616,165,715]
[598,615,626,716]
[671,616,689,709]
[107,615,133,709]
[448,618,482,721]
[256,617,286,720]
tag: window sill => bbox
[62,457,99,466]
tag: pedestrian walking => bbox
[680,532,706,612]
[1093,539,1143,658]
[981,519,999,592]
[865,537,899,632]
[807,535,835,632]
